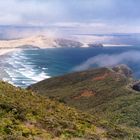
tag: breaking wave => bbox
[3,50,50,87]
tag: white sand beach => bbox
[0,48,17,56]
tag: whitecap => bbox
[4,50,50,87]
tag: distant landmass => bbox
[0,35,103,50]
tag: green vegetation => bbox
[0,80,129,139]
[29,65,140,139]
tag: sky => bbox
[0,0,140,33]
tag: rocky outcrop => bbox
[112,64,133,78]
[88,43,103,48]
[55,38,83,48]
[132,82,140,91]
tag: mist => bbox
[74,51,140,71]
[0,26,63,39]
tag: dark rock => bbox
[88,43,103,48]
[55,39,83,48]
[132,82,140,91]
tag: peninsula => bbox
[0,35,104,55]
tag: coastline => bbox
[0,35,134,50]
[0,48,18,56]
[0,48,20,83]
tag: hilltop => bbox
[29,65,140,139]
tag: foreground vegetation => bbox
[0,80,131,140]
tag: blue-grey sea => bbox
[1,46,140,87]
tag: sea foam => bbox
[4,50,50,87]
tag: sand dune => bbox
[0,35,56,49]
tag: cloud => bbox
[0,0,68,25]
[0,0,139,24]
[48,22,140,34]
[50,22,106,28]
[0,0,139,33]
[74,51,140,71]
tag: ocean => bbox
[1,46,140,87]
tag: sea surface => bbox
[1,46,140,87]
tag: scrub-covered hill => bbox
[29,65,140,139]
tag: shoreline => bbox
[0,48,20,56]
[0,49,15,82]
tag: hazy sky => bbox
[0,0,140,33]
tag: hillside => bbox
[29,65,140,139]
[0,81,130,140]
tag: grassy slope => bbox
[0,81,130,140]
[29,67,140,139]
